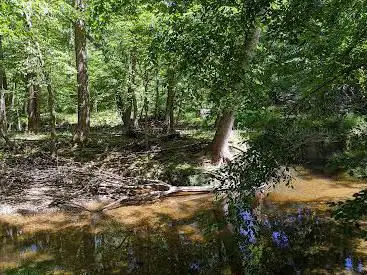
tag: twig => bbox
[134,142,208,155]
[229,145,247,153]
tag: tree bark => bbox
[17,108,21,131]
[73,0,90,144]
[140,70,150,122]
[0,35,8,140]
[154,70,160,119]
[211,110,234,164]
[175,89,184,125]
[26,75,40,133]
[132,92,138,129]
[0,83,7,137]
[123,48,139,132]
[7,90,14,131]
[139,97,149,121]
[12,82,21,132]
[144,98,149,121]
[23,11,41,134]
[165,67,175,133]
[46,72,56,154]
[122,92,133,129]
[131,48,138,129]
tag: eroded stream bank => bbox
[0,171,366,274]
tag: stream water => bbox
[0,214,227,274]
[0,172,366,274]
[0,194,232,274]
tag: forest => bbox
[0,0,367,274]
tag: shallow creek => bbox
[0,171,366,274]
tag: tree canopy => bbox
[0,0,367,272]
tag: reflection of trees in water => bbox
[0,207,363,274]
[0,213,228,274]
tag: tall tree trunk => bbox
[17,108,21,131]
[139,71,149,122]
[7,90,15,131]
[154,71,160,119]
[132,92,138,129]
[165,67,175,133]
[0,88,9,143]
[27,75,40,133]
[175,89,185,125]
[211,26,261,164]
[23,11,41,134]
[123,48,139,132]
[144,99,149,121]
[123,94,138,131]
[131,48,138,129]
[211,110,234,164]
[73,0,90,144]
[0,84,7,138]
[0,35,8,141]
[46,72,56,154]
[122,94,133,129]
[13,82,22,132]
[139,97,149,121]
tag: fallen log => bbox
[159,185,214,195]
[101,184,215,211]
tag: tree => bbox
[0,35,8,141]
[46,71,56,152]
[211,24,261,164]
[123,46,139,131]
[164,66,176,133]
[162,0,267,163]
[211,0,367,257]
[23,3,41,133]
[73,0,90,143]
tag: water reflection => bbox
[0,183,366,274]
[0,202,231,274]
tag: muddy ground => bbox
[0,126,213,214]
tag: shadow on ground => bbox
[0,125,213,213]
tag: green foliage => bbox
[212,132,293,216]
[1,0,367,243]
[332,189,367,224]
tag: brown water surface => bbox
[0,194,233,274]
[269,169,367,204]
[0,171,366,274]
